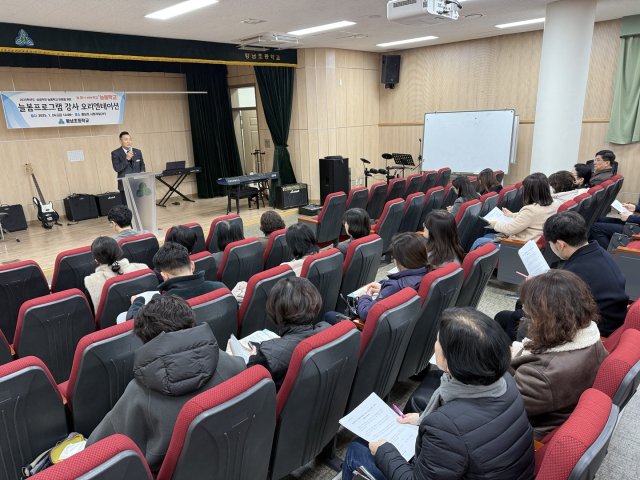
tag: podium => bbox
[122,172,160,235]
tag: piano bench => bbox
[229,187,263,214]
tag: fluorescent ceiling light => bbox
[288,21,356,36]
[495,18,545,29]
[146,0,219,20]
[376,36,438,47]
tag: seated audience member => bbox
[342,307,534,480]
[337,208,371,258]
[511,270,608,441]
[258,210,286,250]
[125,242,226,320]
[590,202,640,250]
[471,172,559,250]
[572,163,592,188]
[549,170,586,203]
[282,223,319,275]
[423,210,465,268]
[448,175,480,217]
[84,236,148,308]
[87,295,245,472]
[108,205,149,241]
[477,167,503,195]
[166,224,198,254]
[247,277,329,390]
[212,220,245,265]
[589,149,615,186]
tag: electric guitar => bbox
[25,163,60,228]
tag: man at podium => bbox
[112,131,146,205]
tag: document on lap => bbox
[482,207,513,223]
[226,330,280,363]
[518,240,550,277]
[611,199,627,213]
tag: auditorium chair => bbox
[371,199,405,258]
[346,288,421,413]
[32,434,153,480]
[238,265,295,338]
[398,192,425,233]
[593,329,640,409]
[269,322,360,480]
[217,238,264,288]
[263,228,293,269]
[497,237,559,286]
[614,241,640,301]
[156,366,276,480]
[455,243,499,308]
[300,249,343,323]
[468,192,499,247]
[206,214,244,253]
[468,176,477,190]
[434,167,451,188]
[50,245,95,306]
[603,301,640,353]
[455,199,482,252]
[187,289,238,350]
[587,184,607,226]
[13,289,95,384]
[0,331,11,366]
[511,181,524,212]
[440,183,457,209]
[60,321,142,436]
[535,389,617,480]
[94,269,158,329]
[403,174,423,198]
[298,192,347,247]
[0,357,68,480]
[497,185,517,210]
[190,251,218,282]
[418,186,445,227]
[494,170,504,184]
[366,182,388,221]
[0,260,50,344]
[119,233,160,270]
[398,263,464,381]
[340,187,369,241]
[419,170,437,194]
[337,235,383,312]
[165,222,206,254]
[385,178,406,203]
[573,192,595,227]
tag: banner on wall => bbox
[1,91,125,129]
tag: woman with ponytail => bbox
[84,236,148,308]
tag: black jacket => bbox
[111,147,146,191]
[126,271,226,320]
[374,374,535,480]
[563,241,628,336]
[247,322,331,389]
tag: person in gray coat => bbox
[86,295,245,473]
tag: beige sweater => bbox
[84,259,148,308]
[494,202,559,242]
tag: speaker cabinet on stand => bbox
[319,156,350,205]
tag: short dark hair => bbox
[119,131,130,139]
[153,242,191,275]
[166,225,198,254]
[91,236,124,273]
[390,232,429,270]
[522,172,553,207]
[573,164,592,185]
[259,211,286,236]
[285,224,319,259]
[543,211,588,247]
[438,307,511,386]
[217,221,244,252]
[343,208,370,240]
[596,150,615,166]
[133,295,195,344]
[266,277,322,327]
[108,205,133,228]
[548,171,575,193]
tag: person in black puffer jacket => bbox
[247,277,330,390]
[342,308,534,480]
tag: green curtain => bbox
[187,67,243,197]
[606,16,640,145]
[254,66,297,205]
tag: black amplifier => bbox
[64,194,98,222]
[95,192,122,216]
[275,184,309,210]
[0,204,27,232]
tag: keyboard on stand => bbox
[217,172,280,214]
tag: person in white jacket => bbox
[549,170,587,204]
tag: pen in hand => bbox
[392,404,406,419]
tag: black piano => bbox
[217,172,279,214]
[155,166,201,207]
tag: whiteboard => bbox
[421,110,515,174]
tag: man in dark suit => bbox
[112,131,145,205]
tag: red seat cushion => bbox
[593,329,640,399]
[371,199,403,234]
[418,263,461,303]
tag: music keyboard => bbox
[156,166,201,178]
[217,172,279,186]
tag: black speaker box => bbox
[95,192,122,216]
[275,184,309,210]
[319,156,350,204]
[0,204,27,232]
[381,54,401,85]
[64,194,99,221]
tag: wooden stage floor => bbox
[0,196,300,277]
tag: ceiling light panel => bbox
[288,21,356,36]
[377,36,438,47]
[146,0,219,20]
[495,18,545,29]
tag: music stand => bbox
[391,153,415,178]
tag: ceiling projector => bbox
[387,0,461,26]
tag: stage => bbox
[0,196,301,279]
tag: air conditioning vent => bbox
[393,0,417,7]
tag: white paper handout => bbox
[226,330,280,364]
[482,207,513,224]
[611,200,628,214]
[348,283,380,299]
[339,393,419,461]
[518,240,550,277]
